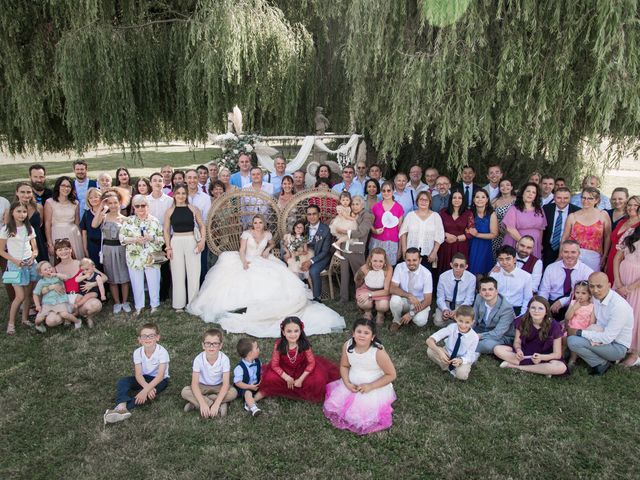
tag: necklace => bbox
[287,346,298,364]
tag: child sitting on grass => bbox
[103,323,169,424]
[32,261,80,333]
[181,328,237,418]
[233,338,264,417]
[75,258,107,308]
[426,305,479,381]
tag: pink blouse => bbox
[570,221,604,253]
[371,201,404,242]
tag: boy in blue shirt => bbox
[233,338,263,416]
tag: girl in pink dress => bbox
[564,281,595,369]
[259,317,340,403]
[323,318,397,435]
[369,181,404,266]
[613,227,640,367]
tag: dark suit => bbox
[339,211,374,302]
[541,203,580,267]
[307,222,332,299]
[454,182,482,208]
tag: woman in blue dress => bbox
[79,188,104,271]
[468,189,498,275]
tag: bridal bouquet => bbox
[287,235,308,262]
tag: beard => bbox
[31,181,45,191]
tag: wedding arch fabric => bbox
[256,134,361,174]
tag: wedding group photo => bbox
[1,1,639,479]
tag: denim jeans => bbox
[115,374,169,410]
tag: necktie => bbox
[465,186,470,206]
[451,279,460,310]
[201,185,206,193]
[563,267,573,296]
[551,210,563,250]
[448,333,463,371]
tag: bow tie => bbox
[248,362,258,367]
[516,258,526,264]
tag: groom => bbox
[301,205,332,302]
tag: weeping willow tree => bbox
[1,1,639,183]
[343,0,640,181]
[0,0,314,153]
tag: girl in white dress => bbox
[323,318,397,435]
[187,215,345,338]
[330,192,358,258]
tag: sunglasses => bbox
[134,204,148,208]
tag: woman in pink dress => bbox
[44,176,84,261]
[605,195,640,282]
[613,226,640,367]
[562,187,612,271]
[437,190,474,274]
[369,181,404,266]
[501,182,547,258]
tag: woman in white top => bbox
[354,248,393,326]
[399,190,444,271]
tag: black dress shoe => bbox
[312,298,323,303]
[589,361,612,375]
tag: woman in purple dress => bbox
[501,182,547,258]
[493,296,567,376]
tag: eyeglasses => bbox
[139,334,157,340]
[581,196,595,201]
[134,204,148,208]
[203,341,221,348]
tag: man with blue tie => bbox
[300,205,332,302]
[455,165,482,208]
[541,187,580,267]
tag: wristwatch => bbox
[409,311,416,318]
[576,329,582,337]
[368,293,372,299]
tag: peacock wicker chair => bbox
[278,188,342,299]
[206,189,281,256]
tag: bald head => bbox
[588,272,610,300]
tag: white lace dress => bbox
[187,231,345,337]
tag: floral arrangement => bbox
[287,235,308,262]
[212,133,261,172]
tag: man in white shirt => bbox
[332,165,363,197]
[567,272,634,375]
[538,240,593,320]
[160,165,174,195]
[424,167,439,196]
[434,253,476,327]
[514,236,543,292]
[389,248,433,332]
[186,169,211,285]
[483,164,503,202]
[263,155,286,194]
[73,159,97,217]
[353,160,369,191]
[490,245,533,316]
[408,165,428,193]
[392,172,415,214]
[147,173,173,227]
[244,167,274,195]
[540,175,555,205]
[230,153,253,188]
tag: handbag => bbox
[2,231,27,285]
[146,251,168,266]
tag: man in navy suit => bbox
[541,186,580,267]
[454,165,482,208]
[300,204,332,302]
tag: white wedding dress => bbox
[187,231,345,337]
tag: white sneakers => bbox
[244,403,261,417]
[113,303,132,314]
[103,408,131,424]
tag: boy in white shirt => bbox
[426,306,479,381]
[434,253,477,327]
[233,338,264,417]
[490,245,533,316]
[104,323,170,424]
[181,329,238,418]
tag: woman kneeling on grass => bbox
[493,296,567,376]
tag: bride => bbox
[188,214,345,337]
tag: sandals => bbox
[6,324,16,336]
[21,320,34,328]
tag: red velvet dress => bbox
[437,210,474,274]
[260,340,340,403]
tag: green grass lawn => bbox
[1,295,639,479]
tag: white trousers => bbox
[390,295,430,327]
[170,235,201,309]
[128,266,161,310]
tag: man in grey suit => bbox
[301,204,332,302]
[473,276,516,354]
[431,175,452,213]
[337,196,374,302]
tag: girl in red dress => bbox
[259,317,340,403]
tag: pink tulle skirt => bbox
[323,379,396,435]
